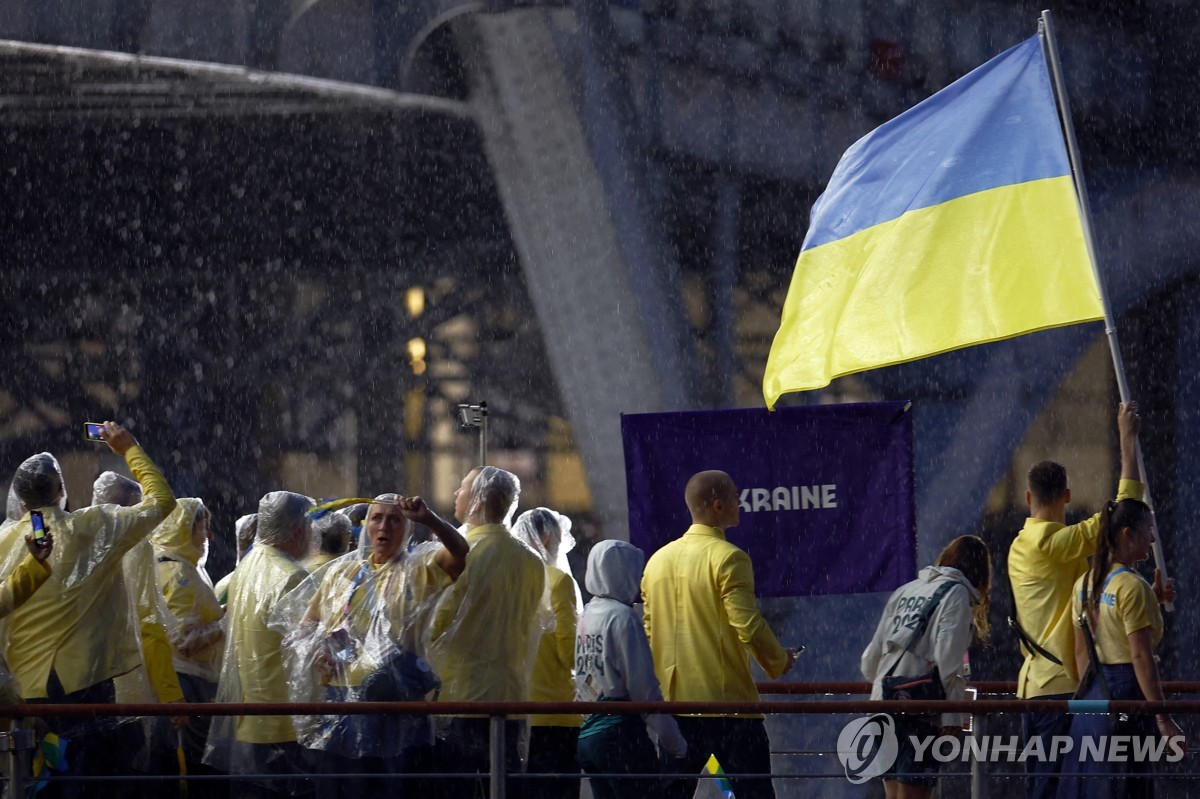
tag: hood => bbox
[152,497,207,567]
[918,565,981,604]
[585,539,644,605]
[12,452,66,511]
[5,479,21,522]
[257,491,314,546]
[512,507,576,570]
[92,471,142,507]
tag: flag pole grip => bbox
[1039,10,1172,610]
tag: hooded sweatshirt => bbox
[860,565,980,727]
[575,540,686,757]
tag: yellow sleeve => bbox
[141,620,185,704]
[718,549,788,678]
[101,446,178,557]
[550,571,578,673]
[1042,480,1145,563]
[1117,577,1157,637]
[127,445,176,517]
[0,554,52,619]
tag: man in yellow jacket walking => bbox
[642,470,799,799]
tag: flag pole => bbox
[1038,9,1172,609]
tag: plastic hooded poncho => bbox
[0,447,175,700]
[0,454,68,556]
[152,499,224,683]
[513,508,583,728]
[576,540,686,757]
[213,513,257,606]
[303,513,352,572]
[268,497,454,760]
[425,467,550,706]
[91,472,188,776]
[204,491,313,777]
[95,471,187,714]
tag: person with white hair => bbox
[426,466,547,798]
[205,490,315,798]
[0,421,176,798]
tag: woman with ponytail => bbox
[1059,499,1184,798]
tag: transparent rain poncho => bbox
[152,499,224,681]
[235,513,258,560]
[303,513,353,571]
[513,507,583,611]
[0,453,68,563]
[4,479,21,524]
[214,512,259,607]
[425,468,552,709]
[204,491,315,783]
[11,453,67,513]
[513,508,584,727]
[267,497,453,761]
[0,446,174,706]
[92,471,143,507]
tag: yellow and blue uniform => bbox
[1009,479,1145,698]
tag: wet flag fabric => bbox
[621,402,915,598]
[763,35,1102,408]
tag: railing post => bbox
[4,724,33,799]
[970,713,989,799]
[489,714,506,799]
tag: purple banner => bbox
[621,402,916,598]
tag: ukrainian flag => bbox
[764,36,1103,408]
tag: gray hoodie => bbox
[860,565,981,727]
[576,540,687,757]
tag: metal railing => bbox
[4,681,1198,797]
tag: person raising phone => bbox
[0,421,176,798]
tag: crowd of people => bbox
[0,404,1183,799]
[0,424,796,799]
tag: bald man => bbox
[642,470,798,799]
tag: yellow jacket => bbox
[529,565,582,727]
[1008,478,1144,698]
[4,445,176,698]
[228,545,308,743]
[642,524,789,711]
[429,523,546,703]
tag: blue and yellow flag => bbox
[764,36,1102,408]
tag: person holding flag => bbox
[1009,402,1147,799]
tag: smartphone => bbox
[84,422,106,442]
[30,511,48,547]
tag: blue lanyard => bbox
[1079,566,1132,605]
